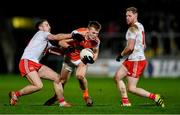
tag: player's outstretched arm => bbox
[48,33,72,41]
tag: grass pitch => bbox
[0,74,180,114]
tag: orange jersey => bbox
[66,28,100,61]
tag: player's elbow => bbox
[48,34,56,40]
[127,45,134,51]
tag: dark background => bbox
[1,0,180,74]
[1,0,179,32]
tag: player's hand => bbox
[82,56,94,64]
[116,55,123,62]
[72,32,85,42]
[64,46,75,54]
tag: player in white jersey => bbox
[9,19,72,107]
[114,7,165,107]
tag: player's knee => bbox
[60,79,66,84]
[35,83,43,90]
[114,76,119,83]
[128,86,136,93]
[54,79,60,84]
[53,76,61,83]
[114,73,124,82]
[59,77,67,84]
[76,74,84,80]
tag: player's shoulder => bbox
[36,31,50,36]
[76,28,88,32]
[74,28,88,36]
[37,30,50,34]
[128,24,138,33]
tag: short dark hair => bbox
[88,21,101,31]
[126,7,138,14]
[35,19,47,30]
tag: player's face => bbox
[88,27,99,40]
[40,21,51,32]
[126,11,137,25]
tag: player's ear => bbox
[38,26,43,31]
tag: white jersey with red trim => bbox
[126,22,146,61]
[21,31,51,63]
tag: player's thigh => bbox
[38,65,59,82]
[26,71,43,87]
[115,65,127,80]
[76,63,87,77]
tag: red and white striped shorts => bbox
[122,60,147,78]
[19,59,42,77]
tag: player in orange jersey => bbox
[44,21,101,106]
[114,7,165,107]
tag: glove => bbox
[72,32,85,42]
[64,46,75,54]
[116,55,123,62]
[82,56,94,64]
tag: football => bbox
[80,48,94,60]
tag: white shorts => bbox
[62,57,82,72]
